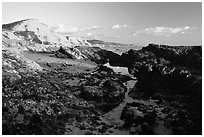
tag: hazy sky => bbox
[2,2,202,46]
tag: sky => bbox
[2,2,202,46]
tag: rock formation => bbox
[118,44,202,97]
[117,44,202,134]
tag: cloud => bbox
[53,24,79,33]
[85,33,106,39]
[52,24,101,33]
[112,24,130,29]
[132,33,138,37]
[87,33,93,36]
[84,25,101,31]
[89,26,100,29]
[131,26,197,37]
[132,31,140,37]
[92,33,105,39]
[114,35,121,38]
[143,26,196,36]
[112,24,121,29]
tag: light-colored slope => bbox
[3,19,93,48]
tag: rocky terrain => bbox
[2,19,202,135]
[117,44,202,134]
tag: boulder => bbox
[56,46,85,59]
[102,79,126,103]
[120,102,157,134]
[80,79,126,104]
[80,85,104,102]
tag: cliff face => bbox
[2,19,93,52]
[3,19,67,46]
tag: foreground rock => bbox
[120,44,202,97]
[80,79,126,104]
[118,44,202,135]
[78,66,131,112]
[2,70,101,135]
[2,49,43,83]
[120,102,157,134]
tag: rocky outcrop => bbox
[142,44,201,69]
[55,46,86,59]
[118,44,202,97]
[55,46,122,64]
[2,70,102,135]
[120,102,157,134]
[119,43,201,68]
[102,79,127,103]
[117,44,202,135]
[2,49,43,83]
[120,99,201,135]
[77,46,122,64]
[80,76,127,105]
